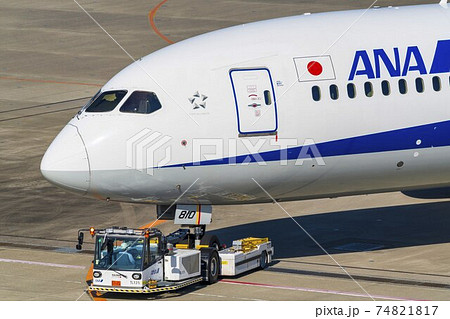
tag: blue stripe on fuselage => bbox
[160,120,450,168]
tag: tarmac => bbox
[1,0,449,301]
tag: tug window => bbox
[312,86,321,102]
[347,83,356,99]
[120,91,162,114]
[85,90,127,113]
[415,78,424,93]
[329,85,339,100]
[398,79,408,95]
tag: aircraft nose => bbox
[40,124,90,194]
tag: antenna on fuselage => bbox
[440,0,448,8]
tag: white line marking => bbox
[0,258,85,269]
[220,280,418,301]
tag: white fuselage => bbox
[41,4,450,205]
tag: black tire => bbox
[207,250,220,284]
[200,248,220,284]
[259,252,268,269]
[200,234,221,250]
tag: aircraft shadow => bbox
[210,201,450,259]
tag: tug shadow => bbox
[210,201,450,259]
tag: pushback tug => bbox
[76,205,274,294]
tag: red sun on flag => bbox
[307,61,323,76]
[294,56,336,82]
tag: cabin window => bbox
[85,90,127,113]
[415,78,424,93]
[329,85,339,100]
[364,82,373,97]
[264,90,272,105]
[120,91,162,114]
[381,80,391,96]
[312,86,321,102]
[432,76,441,92]
[347,83,356,99]
[398,79,408,94]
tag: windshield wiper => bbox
[111,269,128,279]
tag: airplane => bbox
[41,2,450,218]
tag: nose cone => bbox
[41,124,90,194]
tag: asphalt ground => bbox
[1,0,449,302]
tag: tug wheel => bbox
[200,248,220,284]
[200,234,221,250]
[260,252,268,269]
[207,250,220,284]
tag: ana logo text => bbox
[349,40,450,81]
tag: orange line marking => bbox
[139,219,168,229]
[0,76,102,87]
[148,0,174,44]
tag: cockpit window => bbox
[79,90,100,115]
[119,91,162,114]
[85,90,127,113]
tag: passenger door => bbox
[230,68,278,135]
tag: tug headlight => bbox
[132,273,142,280]
[93,271,102,278]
